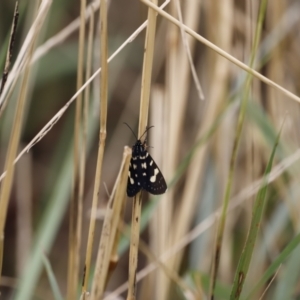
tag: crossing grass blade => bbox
[42,253,64,300]
[244,232,300,300]
[230,123,283,300]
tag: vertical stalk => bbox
[67,0,86,298]
[127,0,158,299]
[82,0,108,295]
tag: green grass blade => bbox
[42,253,64,300]
[244,232,300,300]
[272,243,300,300]
[230,124,282,300]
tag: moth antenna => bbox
[123,122,138,140]
[139,125,154,141]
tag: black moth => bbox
[124,123,167,197]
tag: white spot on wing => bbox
[130,178,134,184]
[150,168,159,182]
[133,164,137,169]
[143,173,146,176]
[142,163,147,169]
[150,160,153,166]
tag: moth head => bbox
[132,140,146,155]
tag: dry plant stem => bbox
[79,7,95,300]
[83,4,95,147]
[126,1,158,299]
[80,0,95,272]
[108,170,130,279]
[139,0,300,104]
[153,0,203,298]
[174,0,204,100]
[79,1,95,249]
[127,193,143,300]
[209,1,268,298]
[82,0,108,294]
[0,42,34,277]
[0,1,19,98]
[138,2,157,133]
[0,0,51,276]
[148,88,169,300]
[90,147,131,300]
[164,2,200,298]
[67,0,86,298]
[158,5,180,298]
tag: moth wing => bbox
[142,153,167,195]
[127,158,143,197]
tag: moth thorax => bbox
[134,142,147,155]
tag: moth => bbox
[124,123,167,197]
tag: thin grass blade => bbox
[230,123,283,300]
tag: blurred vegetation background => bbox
[1,0,300,299]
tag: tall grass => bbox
[1,1,300,300]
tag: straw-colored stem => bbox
[0,42,33,277]
[138,0,158,133]
[126,0,158,298]
[161,2,200,298]
[79,7,95,300]
[82,0,108,294]
[127,193,143,300]
[0,0,50,276]
[90,147,131,299]
[67,0,86,298]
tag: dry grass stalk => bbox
[127,194,143,300]
[77,3,95,300]
[127,0,158,299]
[82,0,108,295]
[146,87,167,300]
[157,0,200,298]
[174,0,204,101]
[67,0,87,298]
[0,0,52,276]
[90,146,131,299]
